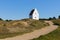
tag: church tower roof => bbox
[29,8,38,15]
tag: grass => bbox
[0,19,48,39]
[32,19,60,40]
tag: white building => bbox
[29,8,39,20]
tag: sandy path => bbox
[0,21,58,40]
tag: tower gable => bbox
[29,8,39,20]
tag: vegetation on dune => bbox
[32,19,60,40]
[0,19,48,39]
[52,19,60,26]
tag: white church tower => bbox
[29,8,39,20]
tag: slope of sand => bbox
[0,21,58,40]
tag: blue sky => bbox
[0,0,60,20]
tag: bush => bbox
[58,15,60,19]
[0,18,3,20]
[49,17,52,20]
[53,17,56,19]
[5,20,12,22]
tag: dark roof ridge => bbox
[29,8,36,15]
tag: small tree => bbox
[53,17,56,19]
[5,19,12,22]
[0,18,3,20]
[49,17,52,20]
[58,15,60,19]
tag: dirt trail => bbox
[0,21,58,40]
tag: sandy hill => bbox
[0,19,49,39]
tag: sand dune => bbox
[0,21,58,40]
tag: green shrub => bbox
[0,18,3,20]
